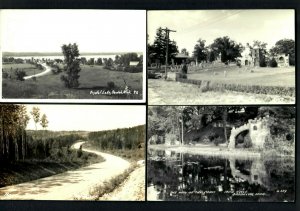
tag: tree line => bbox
[88,125,145,150]
[148,27,295,66]
[0,104,83,163]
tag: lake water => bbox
[147,149,295,202]
[12,55,117,60]
[10,53,142,61]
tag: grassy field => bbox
[2,63,44,78]
[148,79,295,105]
[186,66,295,87]
[2,64,143,99]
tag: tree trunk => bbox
[223,109,228,144]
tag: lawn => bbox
[148,79,295,105]
[2,65,143,99]
[2,63,44,78]
[185,66,295,87]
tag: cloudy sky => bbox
[26,105,145,131]
[0,10,146,53]
[148,10,295,54]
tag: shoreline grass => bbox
[148,144,294,159]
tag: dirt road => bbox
[99,164,145,201]
[24,63,52,80]
[0,142,130,200]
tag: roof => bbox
[129,61,139,66]
[174,53,190,59]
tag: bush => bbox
[213,137,223,146]
[289,56,295,66]
[269,58,278,67]
[286,133,294,141]
[51,65,62,75]
[14,69,27,81]
[2,71,8,79]
[165,133,178,145]
[124,66,143,73]
[259,58,267,67]
[107,81,115,89]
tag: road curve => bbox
[0,141,130,200]
[24,63,52,80]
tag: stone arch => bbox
[245,60,249,65]
[235,129,250,148]
[228,123,250,149]
[279,56,284,62]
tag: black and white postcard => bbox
[147,106,295,202]
[147,10,295,105]
[0,10,146,103]
[0,104,146,200]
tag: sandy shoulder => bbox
[99,164,145,201]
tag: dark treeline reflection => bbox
[147,149,294,202]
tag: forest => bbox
[148,106,295,153]
[87,125,145,161]
[0,105,89,163]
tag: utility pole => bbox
[162,27,176,79]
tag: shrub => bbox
[165,133,178,145]
[51,65,62,74]
[124,66,143,73]
[286,133,294,141]
[213,137,223,146]
[2,71,8,79]
[259,58,267,67]
[269,58,278,67]
[107,81,115,89]
[14,69,27,81]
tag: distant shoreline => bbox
[2,52,143,57]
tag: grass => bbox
[185,66,295,87]
[2,63,44,78]
[102,149,144,162]
[148,79,295,105]
[86,163,138,200]
[0,151,104,187]
[2,64,143,99]
[83,142,144,162]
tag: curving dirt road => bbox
[0,142,130,200]
[24,63,52,80]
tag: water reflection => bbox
[147,149,294,202]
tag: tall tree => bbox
[30,107,40,130]
[181,48,189,56]
[40,113,49,157]
[40,114,49,130]
[193,39,208,63]
[149,27,178,65]
[0,105,29,162]
[61,43,81,88]
[210,36,244,63]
